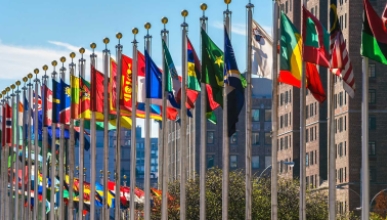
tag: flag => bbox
[5,103,12,146]
[224,27,245,137]
[162,40,199,110]
[252,20,273,78]
[12,101,24,145]
[90,66,105,114]
[52,79,70,124]
[302,6,330,68]
[279,12,303,87]
[70,75,80,119]
[137,51,178,120]
[79,76,104,121]
[42,85,52,126]
[306,62,326,103]
[187,37,202,92]
[145,50,162,99]
[361,0,387,65]
[95,182,115,208]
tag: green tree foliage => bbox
[152,168,328,219]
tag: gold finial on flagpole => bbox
[34,68,39,75]
[116,32,123,40]
[43,65,48,71]
[10,84,15,90]
[6,87,10,92]
[90,43,97,50]
[181,10,188,17]
[224,0,231,4]
[200,3,208,11]
[161,17,168,24]
[16,81,21,86]
[27,73,33,79]
[52,60,57,67]
[2,90,6,95]
[60,57,66,64]
[79,48,85,54]
[23,77,28,83]
[70,52,76,59]
[144,22,151,30]
[103,37,109,50]
[132,28,139,35]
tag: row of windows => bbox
[335,116,347,133]
[251,109,272,122]
[279,113,291,128]
[336,167,347,183]
[278,158,292,173]
[230,155,260,169]
[207,131,272,145]
[334,92,347,108]
[336,142,346,158]
[305,126,318,143]
[306,150,317,166]
[278,135,292,151]
[306,174,318,189]
[279,90,292,106]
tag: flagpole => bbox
[223,1,231,219]
[115,32,123,220]
[27,73,33,220]
[4,87,11,220]
[32,68,40,220]
[102,37,111,220]
[130,28,138,220]
[199,4,208,220]
[0,92,5,220]
[271,1,280,219]
[180,10,189,220]
[58,57,66,220]
[41,65,49,220]
[78,48,86,220]
[245,1,254,219]
[14,80,22,220]
[89,42,97,220]
[160,17,169,220]
[361,57,369,220]
[7,84,17,220]
[68,53,77,220]
[50,60,58,220]
[21,77,28,220]
[300,1,307,219]
[144,22,152,220]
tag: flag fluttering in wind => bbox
[361,0,387,65]
[252,20,273,78]
[52,79,70,124]
[224,27,245,137]
[330,0,355,97]
[70,75,80,119]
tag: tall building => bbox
[165,77,272,180]
[279,0,387,214]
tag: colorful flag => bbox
[187,37,202,92]
[95,182,115,208]
[42,85,52,126]
[302,6,330,68]
[361,0,387,65]
[5,103,12,146]
[79,76,104,121]
[90,66,105,114]
[224,27,245,137]
[145,50,162,99]
[279,12,303,87]
[70,75,80,119]
[252,20,273,78]
[305,63,326,103]
[52,79,70,124]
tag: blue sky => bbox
[0,0,273,136]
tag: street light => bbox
[258,161,295,182]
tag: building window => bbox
[280,138,283,150]
[306,105,309,119]
[280,115,283,128]
[252,132,260,145]
[338,142,343,157]
[369,64,376,77]
[306,153,309,166]
[369,89,376,104]
[230,155,238,168]
[230,132,238,144]
[306,129,309,143]
[207,131,214,144]
[285,136,288,149]
[369,117,376,130]
[265,110,272,122]
[265,132,271,145]
[369,141,376,155]
[310,127,314,141]
[207,155,215,169]
[285,114,288,127]
[289,90,292,103]
[310,151,314,165]
[285,1,288,13]
[310,104,314,117]
[334,94,337,109]
[370,167,377,182]
[252,109,260,122]
[252,156,260,169]
[280,93,283,106]
[285,91,289,104]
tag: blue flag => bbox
[224,27,245,137]
[52,79,70,124]
[145,50,162,99]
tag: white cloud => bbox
[212,21,247,36]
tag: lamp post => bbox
[258,161,295,182]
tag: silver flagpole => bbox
[180,10,188,220]
[115,32,123,220]
[33,68,40,220]
[89,43,97,220]
[271,1,280,219]
[27,74,33,220]
[50,60,58,220]
[245,1,254,219]
[58,57,66,220]
[144,22,152,220]
[361,57,369,220]
[21,77,28,220]
[160,17,169,220]
[68,53,77,220]
[4,87,11,220]
[130,28,138,220]
[223,2,231,220]
[15,80,22,220]
[78,48,86,220]
[300,0,307,219]
[102,37,111,220]
[0,92,5,220]
[199,4,208,220]
[41,65,49,220]
[10,84,15,220]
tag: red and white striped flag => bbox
[330,31,355,98]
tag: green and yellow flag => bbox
[70,75,80,119]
